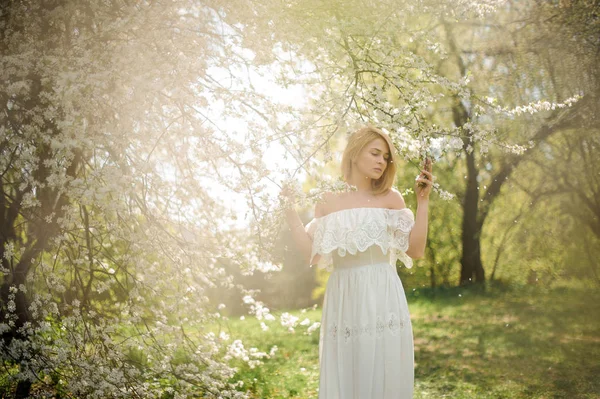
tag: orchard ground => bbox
[2,283,598,398]
[221,283,600,399]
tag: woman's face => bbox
[353,137,390,181]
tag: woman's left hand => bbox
[415,160,434,200]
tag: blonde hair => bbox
[341,126,398,195]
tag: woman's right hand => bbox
[279,181,298,210]
[280,182,293,198]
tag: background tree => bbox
[436,4,595,285]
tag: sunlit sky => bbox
[203,58,313,229]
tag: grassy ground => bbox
[2,284,598,398]
[220,284,600,399]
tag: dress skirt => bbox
[318,261,414,399]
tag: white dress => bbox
[305,207,415,399]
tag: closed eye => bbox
[372,152,390,161]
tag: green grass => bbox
[3,285,598,398]
[217,308,322,399]
[218,284,600,399]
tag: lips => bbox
[374,167,382,173]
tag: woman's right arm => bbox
[284,203,323,265]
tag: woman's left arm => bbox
[406,167,434,259]
[406,198,429,259]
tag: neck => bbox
[347,174,373,194]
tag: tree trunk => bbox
[15,381,32,399]
[443,20,586,286]
[459,148,486,285]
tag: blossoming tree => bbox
[1,0,595,397]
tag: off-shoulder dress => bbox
[305,207,415,399]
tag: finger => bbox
[420,174,435,184]
[416,177,433,186]
[420,170,434,178]
[417,175,434,184]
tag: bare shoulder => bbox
[314,191,338,217]
[385,187,407,210]
[318,191,340,207]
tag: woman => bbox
[281,126,433,398]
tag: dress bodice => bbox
[304,207,415,272]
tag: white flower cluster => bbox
[433,183,456,201]
[305,175,356,205]
[240,250,282,275]
[395,127,424,161]
[223,339,275,369]
[306,321,321,335]
[280,312,300,333]
[241,294,276,322]
[2,241,15,260]
[483,95,582,117]
[278,177,305,208]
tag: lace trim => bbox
[321,311,410,344]
[305,208,415,270]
